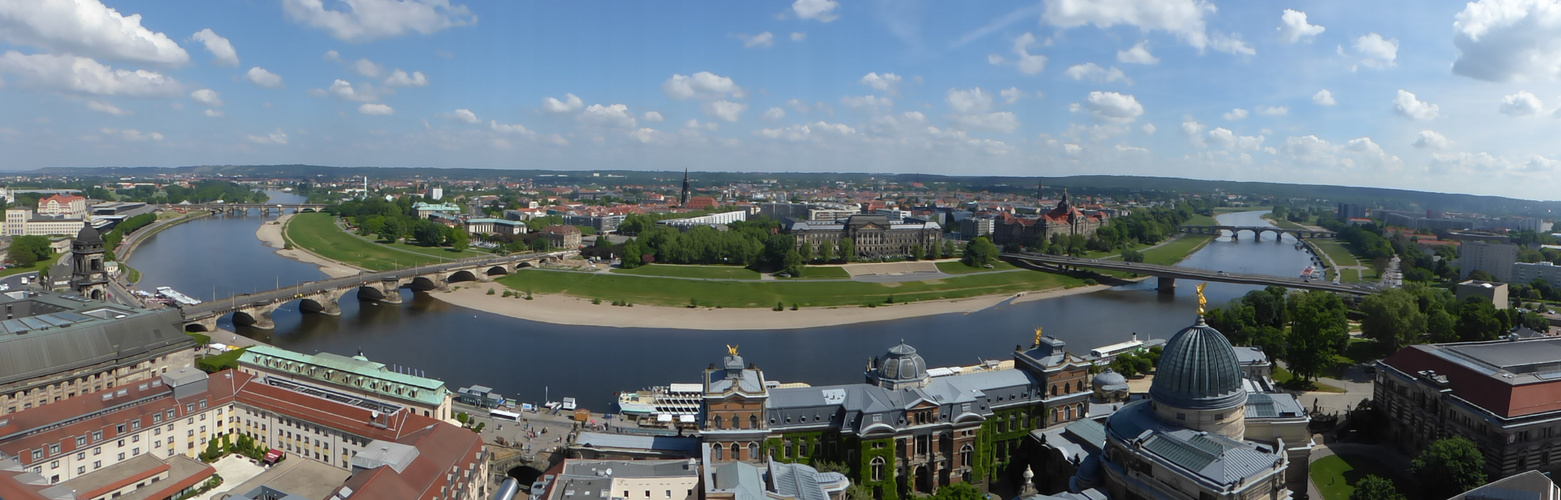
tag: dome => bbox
[75,224,102,245]
[1148,316,1246,410]
[1092,369,1129,392]
[878,341,927,383]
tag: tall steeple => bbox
[680,168,691,207]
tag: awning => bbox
[264,449,284,462]
[657,414,673,422]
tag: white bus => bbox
[490,409,521,422]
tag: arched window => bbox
[871,457,886,482]
[1065,406,1073,420]
[714,445,724,461]
[1049,407,1057,424]
[1076,380,1084,392]
[1050,385,1057,397]
[959,444,973,468]
[1076,403,1086,418]
[750,414,759,429]
[730,443,741,461]
[713,415,723,430]
[749,442,759,460]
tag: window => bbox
[93,447,100,456]
[118,452,125,460]
[1176,413,1186,421]
[748,442,759,460]
[153,413,162,423]
[77,466,84,474]
[960,444,973,467]
[49,444,59,455]
[93,461,100,470]
[31,450,41,460]
[131,421,140,430]
[76,452,84,460]
[1215,413,1225,421]
[713,445,723,461]
[750,415,759,429]
[730,443,740,461]
[712,416,723,429]
[92,431,102,442]
[871,457,886,482]
[76,437,86,447]
[116,424,124,434]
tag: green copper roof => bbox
[1149,315,1246,411]
[241,345,449,406]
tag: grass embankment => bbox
[120,263,141,284]
[286,213,483,271]
[1310,239,1361,267]
[1310,454,1418,500]
[613,264,761,280]
[936,260,1017,274]
[1261,214,1308,230]
[1185,213,1219,226]
[1139,235,1216,266]
[499,268,1091,308]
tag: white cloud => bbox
[1499,91,1544,116]
[1000,87,1026,104]
[703,100,748,122]
[643,111,665,122]
[353,59,384,78]
[1277,9,1324,44]
[755,121,856,141]
[1393,89,1440,120]
[579,103,637,128]
[1207,127,1264,150]
[859,72,903,94]
[1285,134,1401,169]
[359,103,394,115]
[452,108,479,124]
[248,129,288,145]
[281,0,477,42]
[762,107,786,121]
[324,79,377,102]
[947,87,993,114]
[383,69,428,87]
[204,109,224,118]
[737,32,775,48]
[190,88,223,107]
[1117,41,1159,64]
[790,32,806,42]
[1412,130,1451,149]
[1431,151,1560,175]
[104,128,161,142]
[191,29,239,66]
[0,0,189,66]
[1256,105,1288,116]
[1042,0,1251,55]
[1353,33,1398,68]
[323,50,341,62]
[1082,91,1143,124]
[86,100,127,116]
[1142,123,1157,135]
[951,112,1021,134]
[663,72,743,100]
[994,32,1048,75]
[1313,89,1336,106]
[0,52,183,97]
[1182,119,1206,147]
[1223,108,1249,121]
[246,67,284,88]
[792,0,840,22]
[629,128,667,144]
[1452,0,1561,82]
[841,95,894,112]
[541,93,584,114]
[489,120,531,135]
[1064,63,1128,83]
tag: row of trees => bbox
[1030,203,1201,256]
[1203,286,1350,382]
[332,197,473,251]
[7,235,53,266]
[1359,285,1548,351]
[102,213,157,260]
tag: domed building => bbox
[1090,369,1129,403]
[866,341,930,390]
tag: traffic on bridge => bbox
[1001,252,1377,296]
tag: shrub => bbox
[774,301,785,311]
[487,288,496,295]
[591,298,602,305]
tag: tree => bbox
[378,218,405,242]
[449,227,471,252]
[838,238,855,263]
[1287,291,1348,381]
[8,235,51,266]
[1360,288,1428,351]
[1349,475,1406,500]
[962,237,999,267]
[931,482,982,500]
[594,235,611,248]
[783,249,804,277]
[413,220,447,246]
[942,239,957,258]
[923,243,937,261]
[1120,248,1144,263]
[910,244,923,261]
[1467,269,1496,282]
[1411,437,1487,499]
[1456,297,1505,341]
[819,241,836,263]
[844,484,875,500]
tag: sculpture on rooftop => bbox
[1034,326,1043,346]
[1196,282,1208,315]
[727,344,740,357]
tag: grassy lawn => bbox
[1214,205,1272,214]
[1090,241,1154,260]
[120,263,142,284]
[0,253,58,278]
[1262,214,1308,230]
[613,264,762,280]
[1273,364,1347,393]
[1185,213,1219,226]
[499,267,1091,308]
[797,266,852,279]
[936,260,1018,274]
[383,239,489,260]
[286,212,446,270]
[1310,454,1419,500]
[1310,239,1362,267]
[1139,235,1215,266]
[1340,268,1362,283]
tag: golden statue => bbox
[727,344,740,357]
[1196,282,1208,315]
[1033,327,1044,346]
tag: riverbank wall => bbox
[117,210,212,262]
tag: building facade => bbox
[1462,241,1519,283]
[542,225,583,249]
[991,194,1106,248]
[787,215,942,260]
[1512,262,1561,289]
[37,194,87,220]
[237,345,455,423]
[70,225,108,301]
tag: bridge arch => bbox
[408,276,440,291]
[447,270,481,283]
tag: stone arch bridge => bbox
[194,203,330,215]
[179,250,577,330]
[1178,225,1334,241]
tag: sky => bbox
[2,0,1561,200]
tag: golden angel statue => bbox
[727,344,740,357]
[1196,282,1208,315]
[1033,327,1043,346]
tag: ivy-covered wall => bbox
[975,407,1040,484]
[855,436,901,500]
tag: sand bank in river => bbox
[255,214,363,279]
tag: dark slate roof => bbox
[767,367,1042,434]
[76,224,103,245]
[1150,316,1246,410]
[878,341,927,382]
[1104,401,1284,489]
[1091,369,1128,391]
[0,293,192,386]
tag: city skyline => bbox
[2,0,1561,200]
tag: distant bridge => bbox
[180,250,577,331]
[1001,252,1374,295]
[1178,225,1334,240]
[190,203,330,215]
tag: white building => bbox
[657,211,748,231]
[1513,261,1561,289]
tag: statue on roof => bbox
[1034,326,1043,346]
[1196,282,1208,315]
[727,344,739,357]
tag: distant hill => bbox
[31,164,1561,218]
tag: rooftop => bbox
[0,292,192,386]
[240,345,449,406]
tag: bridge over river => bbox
[1178,225,1334,240]
[179,250,577,330]
[1001,252,1376,295]
[191,202,330,214]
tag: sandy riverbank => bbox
[256,214,364,278]
[427,281,1121,330]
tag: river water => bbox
[129,196,1317,409]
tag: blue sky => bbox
[2,0,1560,200]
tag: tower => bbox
[71,224,108,300]
[680,168,691,207]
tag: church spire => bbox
[680,168,691,207]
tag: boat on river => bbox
[155,286,202,306]
[614,383,702,422]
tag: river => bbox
[129,196,1319,409]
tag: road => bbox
[1001,252,1378,295]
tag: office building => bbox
[1512,262,1561,289]
[786,215,942,260]
[37,195,87,220]
[238,345,455,423]
[1462,241,1519,283]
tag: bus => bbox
[490,409,521,422]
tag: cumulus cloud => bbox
[1286,134,1401,169]
[792,0,840,22]
[951,112,1021,134]
[1353,33,1398,68]
[840,95,894,113]
[859,72,903,94]
[86,100,127,116]
[1000,87,1026,104]
[101,128,162,142]
[1277,9,1324,44]
[246,67,284,88]
[1257,105,1288,116]
[703,100,748,122]
[383,69,428,87]
[1431,151,1560,175]
[1182,119,1206,147]
[990,32,1048,75]
[282,0,477,42]
[0,0,189,66]
[1117,41,1159,64]
[1208,127,1265,150]
[0,52,183,97]
[663,72,743,100]
[946,87,993,114]
[248,129,288,145]
[1313,89,1336,106]
[489,120,531,135]
[1223,108,1248,121]
[755,121,856,141]
[578,103,637,128]
[762,107,786,121]
[1081,91,1143,124]
[452,109,479,124]
[1499,91,1544,116]
[191,29,239,66]
[1412,130,1451,149]
[353,58,383,78]
[643,111,665,122]
[190,88,223,107]
[1064,63,1128,83]
[204,109,224,118]
[1393,89,1439,120]
[791,32,806,42]
[541,93,584,114]
[1042,0,1253,55]
[322,79,377,102]
[1452,0,1561,82]
[737,32,775,48]
[359,103,394,115]
[1142,123,1157,135]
